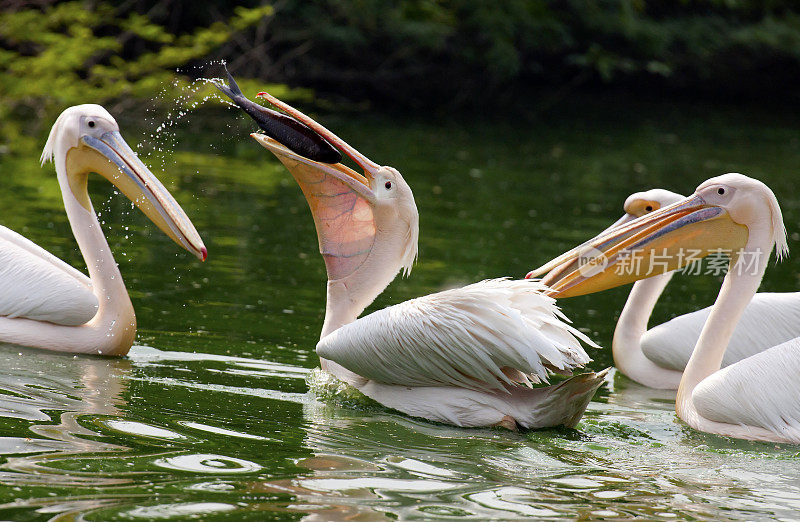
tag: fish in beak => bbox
[248,87,384,203]
[69,130,207,261]
[219,75,398,281]
[537,194,749,298]
[212,67,341,164]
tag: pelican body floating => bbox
[238,82,607,430]
[213,68,342,164]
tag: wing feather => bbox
[0,226,97,326]
[693,339,800,442]
[642,292,800,370]
[316,279,595,393]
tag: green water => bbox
[0,101,799,519]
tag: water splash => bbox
[137,60,241,174]
[305,368,376,409]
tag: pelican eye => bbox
[645,205,653,212]
[88,120,96,128]
[385,181,392,190]
[718,188,725,195]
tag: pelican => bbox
[540,173,800,443]
[214,73,607,430]
[531,189,800,389]
[1,104,206,356]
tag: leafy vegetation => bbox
[0,2,277,150]
[218,0,800,108]
[2,0,800,150]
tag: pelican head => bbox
[41,104,206,260]
[244,91,419,294]
[540,174,787,297]
[621,188,686,222]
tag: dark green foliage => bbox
[249,0,800,107]
[2,0,800,150]
[0,1,275,149]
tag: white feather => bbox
[360,369,608,428]
[0,226,97,326]
[642,292,800,371]
[317,278,595,393]
[693,338,800,443]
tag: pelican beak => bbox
[250,133,376,201]
[248,90,383,201]
[212,68,342,163]
[540,195,749,298]
[76,131,206,261]
[245,91,388,281]
[526,213,638,280]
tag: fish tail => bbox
[213,65,244,102]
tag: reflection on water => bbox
[284,371,800,519]
[0,345,299,519]
[154,454,262,473]
[0,345,131,517]
[0,107,799,518]
[0,346,128,483]
[0,346,799,519]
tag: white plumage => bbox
[643,292,800,371]
[0,104,204,355]
[0,226,97,326]
[318,279,594,393]
[541,174,800,442]
[694,338,800,443]
[540,188,800,390]
[240,87,608,429]
[358,368,607,429]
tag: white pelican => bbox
[1,104,206,356]
[540,173,800,443]
[531,188,800,389]
[214,73,607,430]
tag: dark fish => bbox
[213,67,342,164]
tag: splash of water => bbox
[137,60,242,173]
[306,368,376,409]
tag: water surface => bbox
[0,102,799,519]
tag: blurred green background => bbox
[4,0,800,149]
[2,2,800,518]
